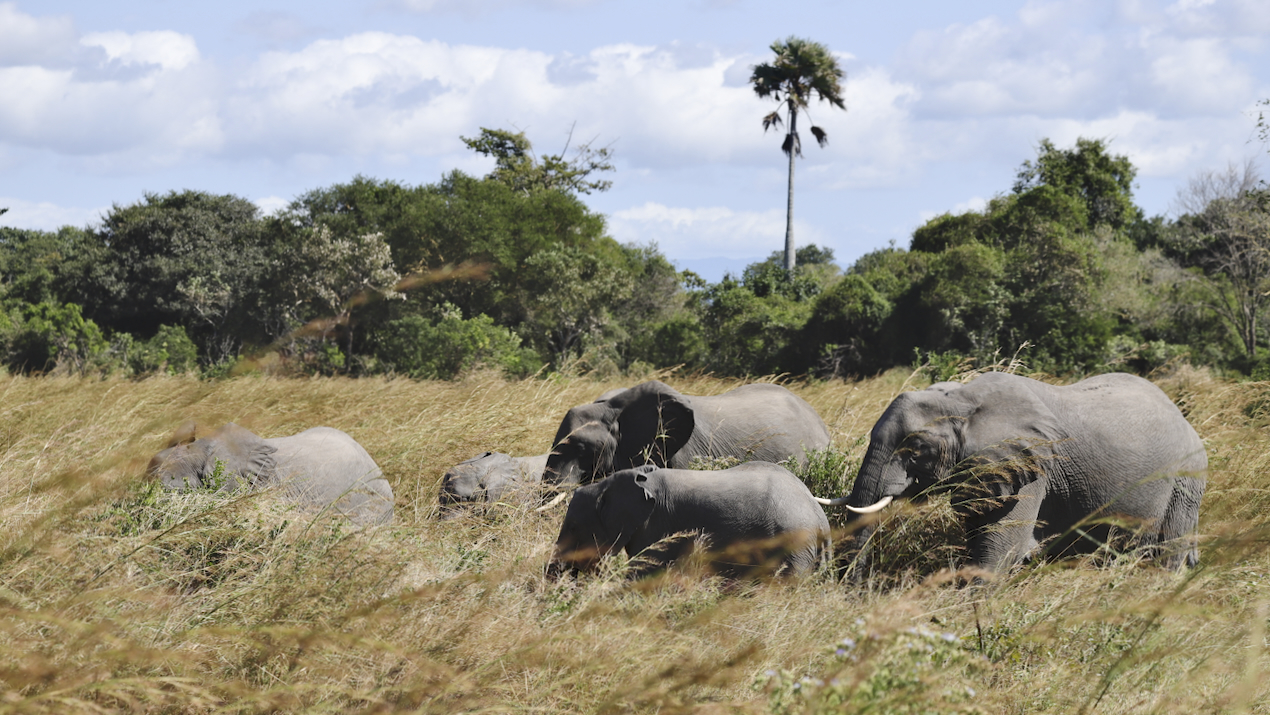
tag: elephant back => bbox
[676,384,831,468]
[265,427,394,526]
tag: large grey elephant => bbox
[544,380,831,486]
[819,372,1206,572]
[149,422,394,526]
[439,451,548,510]
[547,462,831,579]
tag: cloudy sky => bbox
[2,0,1268,279]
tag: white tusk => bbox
[812,495,894,513]
[535,491,569,512]
[844,496,893,514]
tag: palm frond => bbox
[782,132,802,159]
[752,36,847,158]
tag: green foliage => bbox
[802,274,893,377]
[373,307,539,380]
[129,324,199,375]
[462,126,615,196]
[785,445,859,503]
[634,312,708,369]
[517,246,636,366]
[0,225,93,306]
[79,190,272,364]
[742,244,841,300]
[7,132,1265,381]
[6,301,111,374]
[699,277,812,375]
[1013,137,1141,231]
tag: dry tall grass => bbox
[0,367,1267,713]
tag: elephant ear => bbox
[594,469,658,554]
[613,383,695,469]
[632,468,660,501]
[595,468,657,511]
[957,382,1063,495]
[166,420,199,448]
[204,423,278,485]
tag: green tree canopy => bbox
[461,127,614,196]
[79,190,272,363]
[1013,137,1140,231]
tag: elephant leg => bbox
[1153,477,1203,569]
[963,479,1046,573]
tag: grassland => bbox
[0,366,1268,713]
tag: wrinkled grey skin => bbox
[548,462,831,579]
[834,372,1206,572]
[149,423,393,526]
[439,452,548,510]
[544,380,831,486]
[439,388,629,512]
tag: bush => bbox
[373,307,541,379]
[129,324,200,375]
[5,301,111,374]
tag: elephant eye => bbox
[900,437,938,468]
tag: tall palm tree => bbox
[750,37,847,274]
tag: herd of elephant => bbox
[148,372,1208,580]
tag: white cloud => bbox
[898,0,1265,122]
[609,202,824,260]
[80,30,200,70]
[0,7,217,164]
[0,196,103,230]
[0,2,78,67]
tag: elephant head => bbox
[820,378,1057,516]
[149,422,278,492]
[440,451,509,506]
[546,466,658,578]
[544,381,695,486]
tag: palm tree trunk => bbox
[784,105,797,276]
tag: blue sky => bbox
[2,0,1268,280]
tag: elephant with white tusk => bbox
[149,422,394,526]
[818,372,1206,572]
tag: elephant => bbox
[439,388,631,512]
[547,462,831,579]
[439,451,548,511]
[149,422,394,526]
[544,380,831,487]
[818,372,1207,572]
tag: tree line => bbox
[1,131,1267,381]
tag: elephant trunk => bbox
[817,441,908,512]
[838,520,879,582]
[545,457,584,487]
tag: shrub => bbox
[373,307,541,379]
[129,324,200,375]
[5,301,110,374]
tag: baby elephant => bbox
[149,422,393,526]
[548,462,830,580]
[439,451,548,513]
